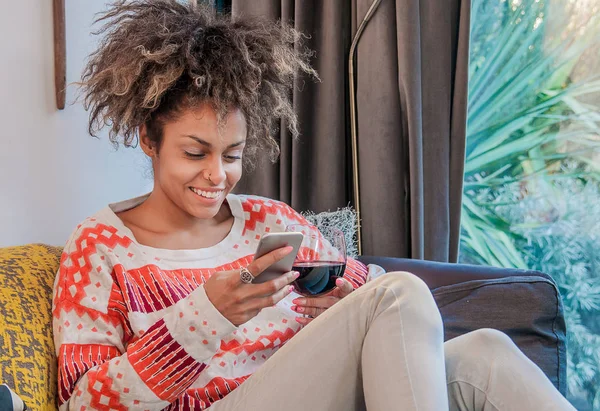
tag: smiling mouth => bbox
[190,187,224,200]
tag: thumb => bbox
[335,277,354,297]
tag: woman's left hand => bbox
[291,277,355,325]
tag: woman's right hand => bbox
[204,246,299,326]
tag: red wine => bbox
[291,261,346,296]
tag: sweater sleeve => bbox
[52,223,236,410]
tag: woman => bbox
[52,1,574,410]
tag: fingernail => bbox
[288,285,295,293]
[336,278,343,286]
[297,306,305,313]
[293,271,300,279]
[282,246,294,254]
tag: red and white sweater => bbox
[52,194,382,410]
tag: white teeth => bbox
[191,187,222,199]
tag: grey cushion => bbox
[432,275,567,395]
[357,257,567,395]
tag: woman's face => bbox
[141,103,246,220]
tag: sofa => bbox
[0,244,566,410]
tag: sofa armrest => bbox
[358,255,553,290]
[357,256,567,395]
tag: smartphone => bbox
[251,232,304,284]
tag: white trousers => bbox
[212,272,575,410]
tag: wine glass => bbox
[285,224,347,297]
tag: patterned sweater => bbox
[52,194,379,410]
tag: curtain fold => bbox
[231,0,470,262]
[232,0,352,213]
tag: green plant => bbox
[461,0,600,408]
[484,176,600,409]
[463,0,600,267]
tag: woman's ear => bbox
[139,124,157,158]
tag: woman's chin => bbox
[186,203,221,220]
[185,197,227,220]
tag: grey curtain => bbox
[232,0,470,263]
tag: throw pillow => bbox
[0,244,62,410]
[302,207,359,257]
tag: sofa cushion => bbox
[432,275,567,395]
[0,244,62,410]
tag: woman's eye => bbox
[184,151,241,161]
[184,151,205,158]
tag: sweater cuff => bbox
[164,285,237,362]
[366,263,387,282]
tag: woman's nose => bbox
[204,157,226,185]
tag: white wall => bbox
[0,1,152,247]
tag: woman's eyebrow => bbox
[184,134,245,148]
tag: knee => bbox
[447,328,518,364]
[445,329,521,386]
[464,328,517,353]
[369,271,442,330]
[371,270,431,298]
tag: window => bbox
[460,0,600,409]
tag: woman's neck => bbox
[117,189,235,250]
[145,189,228,231]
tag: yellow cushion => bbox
[0,244,63,410]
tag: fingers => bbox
[247,270,299,298]
[291,278,353,320]
[249,283,296,311]
[246,246,294,277]
[291,296,339,318]
[295,316,313,326]
[293,305,329,318]
[292,295,339,309]
[334,277,355,298]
